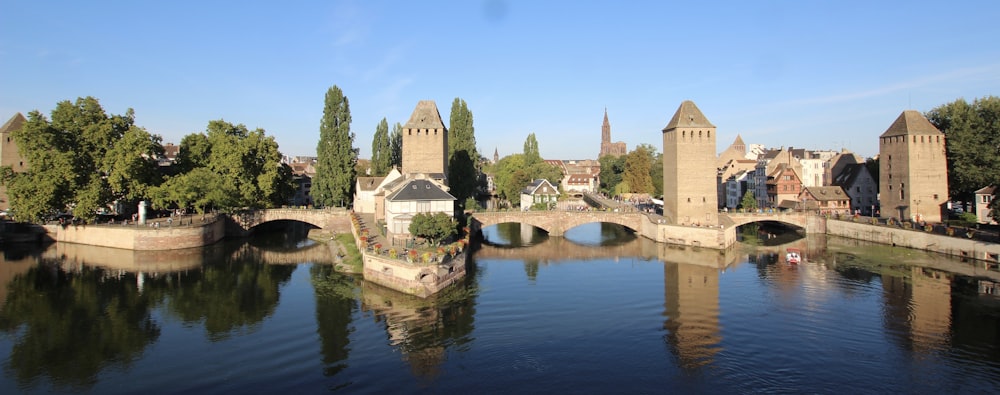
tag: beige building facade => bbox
[878,110,948,222]
[662,100,717,226]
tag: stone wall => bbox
[362,253,466,298]
[43,219,226,250]
[826,220,1000,264]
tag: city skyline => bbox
[2,1,999,160]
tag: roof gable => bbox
[663,100,715,131]
[802,186,849,201]
[880,110,943,138]
[522,179,559,195]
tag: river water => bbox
[1,222,999,394]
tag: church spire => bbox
[602,108,611,144]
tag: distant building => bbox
[0,113,27,211]
[878,110,948,222]
[974,186,996,224]
[797,186,851,215]
[662,100,717,226]
[724,170,752,210]
[520,179,559,209]
[766,163,803,208]
[832,163,877,215]
[599,109,627,158]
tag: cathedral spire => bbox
[602,108,611,144]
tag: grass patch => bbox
[335,232,363,273]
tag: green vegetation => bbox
[389,122,403,171]
[448,98,481,205]
[486,133,562,207]
[409,212,456,245]
[370,117,391,176]
[150,120,292,212]
[314,85,358,207]
[2,97,163,222]
[335,232,363,273]
[599,144,661,197]
[598,154,625,195]
[926,95,1000,220]
[740,190,758,211]
[622,145,655,195]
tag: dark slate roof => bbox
[386,179,456,201]
[663,100,715,131]
[402,100,446,130]
[831,163,869,188]
[879,110,943,138]
[0,113,26,135]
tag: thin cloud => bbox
[782,63,1000,107]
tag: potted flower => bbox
[374,243,382,253]
[389,248,398,259]
[408,249,418,262]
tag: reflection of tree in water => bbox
[0,262,160,391]
[163,243,295,341]
[597,223,637,246]
[310,264,358,382]
[524,259,539,281]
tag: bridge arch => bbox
[470,211,647,237]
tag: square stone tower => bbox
[878,110,948,222]
[662,100,718,226]
[401,100,448,179]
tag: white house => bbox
[520,179,559,209]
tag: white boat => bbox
[786,248,802,264]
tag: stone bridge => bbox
[720,212,825,233]
[226,208,353,236]
[470,210,649,237]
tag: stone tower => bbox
[662,100,718,226]
[878,110,948,222]
[401,100,448,179]
[0,113,27,211]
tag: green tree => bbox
[493,153,562,207]
[448,98,480,204]
[5,97,163,222]
[622,146,654,194]
[739,190,758,211]
[314,85,357,207]
[371,117,391,176]
[409,212,456,245]
[598,154,626,195]
[149,120,291,212]
[389,122,403,171]
[925,96,1000,211]
[523,133,541,164]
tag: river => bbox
[1,222,999,394]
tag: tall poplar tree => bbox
[523,133,541,164]
[622,146,654,194]
[314,85,357,207]
[370,117,391,176]
[448,98,480,204]
[389,122,403,171]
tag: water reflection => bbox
[1,223,999,392]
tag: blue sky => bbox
[2,1,999,160]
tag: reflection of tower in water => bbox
[662,261,722,370]
[882,267,951,353]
